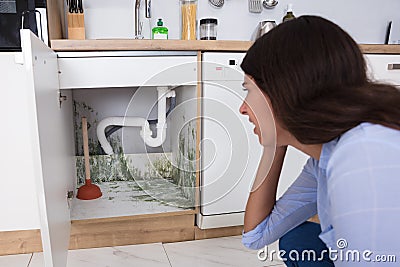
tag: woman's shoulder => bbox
[324,123,400,172]
[337,122,400,147]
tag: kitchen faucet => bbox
[135,0,151,39]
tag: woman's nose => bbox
[239,102,247,115]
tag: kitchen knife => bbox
[68,0,74,13]
[70,0,77,13]
[78,0,83,13]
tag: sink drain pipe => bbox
[97,86,175,155]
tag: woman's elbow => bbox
[242,231,277,250]
[242,237,266,250]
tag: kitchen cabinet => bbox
[15,30,199,267]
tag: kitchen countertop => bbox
[50,40,252,52]
[50,39,400,54]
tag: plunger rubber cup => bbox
[77,179,102,200]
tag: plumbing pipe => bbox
[144,86,174,147]
[156,86,168,132]
[97,87,175,155]
[97,116,151,155]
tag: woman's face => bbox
[239,75,290,147]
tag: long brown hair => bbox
[241,15,400,144]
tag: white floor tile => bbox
[163,235,283,267]
[29,243,170,267]
[27,236,285,267]
[0,253,31,267]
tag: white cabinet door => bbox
[20,30,75,267]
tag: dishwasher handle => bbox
[387,63,400,70]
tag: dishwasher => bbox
[198,52,309,229]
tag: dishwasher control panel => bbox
[202,52,246,81]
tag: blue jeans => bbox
[279,221,334,267]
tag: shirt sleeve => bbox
[242,157,318,250]
[327,137,400,265]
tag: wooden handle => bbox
[82,117,91,183]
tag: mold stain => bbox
[172,118,196,206]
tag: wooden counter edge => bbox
[50,39,253,52]
[360,44,400,54]
[50,39,400,54]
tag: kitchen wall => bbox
[83,0,400,44]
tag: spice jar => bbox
[200,18,218,40]
[180,0,197,40]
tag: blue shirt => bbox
[242,123,400,259]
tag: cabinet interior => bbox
[63,84,198,220]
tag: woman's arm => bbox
[242,150,318,249]
[244,146,287,232]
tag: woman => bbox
[239,15,400,266]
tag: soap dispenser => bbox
[282,4,296,22]
[152,19,169,39]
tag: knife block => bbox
[67,13,86,40]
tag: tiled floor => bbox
[0,236,285,267]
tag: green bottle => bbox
[282,4,296,22]
[152,19,169,40]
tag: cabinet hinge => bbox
[59,91,67,108]
[67,190,74,210]
[67,191,74,199]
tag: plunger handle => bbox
[82,117,92,185]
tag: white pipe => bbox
[97,87,174,155]
[157,87,167,130]
[97,116,150,155]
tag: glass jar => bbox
[180,0,197,40]
[200,18,217,40]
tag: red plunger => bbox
[77,117,102,200]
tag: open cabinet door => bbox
[20,30,74,267]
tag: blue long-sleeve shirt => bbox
[242,123,400,264]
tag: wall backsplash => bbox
[82,0,400,44]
